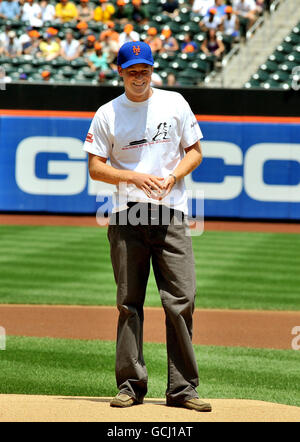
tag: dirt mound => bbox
[0,394,299,422]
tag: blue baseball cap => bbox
[117,41,154,69]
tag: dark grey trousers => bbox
[107,204,199,404]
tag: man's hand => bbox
[156,174,176,201]
[130,172,165,198]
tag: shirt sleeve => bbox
[180,97,203,149]
[83,110,113,158]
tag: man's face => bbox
[118,63,153,102]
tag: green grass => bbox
[0,225,300,310]
[0,336,300,407]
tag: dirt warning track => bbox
[1,304,300,349]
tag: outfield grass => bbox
[0,336,299,407]
[0,225,300,310]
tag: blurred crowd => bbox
[0,0,272,84]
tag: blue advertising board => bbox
[1,111,300,219]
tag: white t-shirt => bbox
[21,3,43,27]
[223,14,237,35]
[41,3,55,21]
[83,88,203,214]
[61,39,80,57]
[118,31,140,48]
[202,14,221,29]
[192,0,214,16]
[233,0,256,14]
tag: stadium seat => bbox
[270,70,289,82]
[280,60,298,73]
[18,64,36,75]
[50,57,70,68]
[154,57,169,70]
[188,59,210,74]
[60,66,76,78]
[286,52,300,64]
[171,58,189,71]
[260,60,278,73]
[70,57,88,69]
[269,51,285,64]
[262,79,282,89]
[276,41,294,55]
[252,69,269,82]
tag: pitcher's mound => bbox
[0,394,300,422]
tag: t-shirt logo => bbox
[85,132,93,143]
[152,122,171,141]
[133,45,141,55]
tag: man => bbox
[118,23,139,47]
[0,0,20,20]
[83,41,212,413]
[3,30,22,57]
[20,0,43,27]
[60,29,81,61]
[200,7,221,31]
[93,0,115,23]
[233,0,257,29]
[55,0,78,22]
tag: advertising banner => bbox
[1,111,300,219]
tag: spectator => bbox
[23,29,41,55]
[201,28,224,59]
[100,21,119,42]
[159,27,179,54]
[40,0,55,22]
[100,30,119,65]
[166,72,179,86]
[3,30,22,57]
[151,71,163,87]
[38,31,60,60]
[76,20,90,42]
[118,23,140,47]
[0,25,13,48]
[19,73,28,81]
[126,0,149,25]
[145,27,162,54]
[255,0,266,14]
[97,71,107,83]
[233,0,257,29]
[191,0,214,17]
[181,32,198,53]
[60,29,81,60]
[212,0,226,18]
[93,0,115,23]
[77,0,94,22]
[162,0,179,18]
[0,66,12,84]
[41,69,51,81]
[81,33,96,57]
[19,27,39,52]
[221,5,239,50]
[0,0,20,20]
[55,0,78,23]
[87,42,109,72]
[199,7,221,31]
[20,0,43,27]
[114,0,129,24]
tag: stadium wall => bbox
[1,84,300,219]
